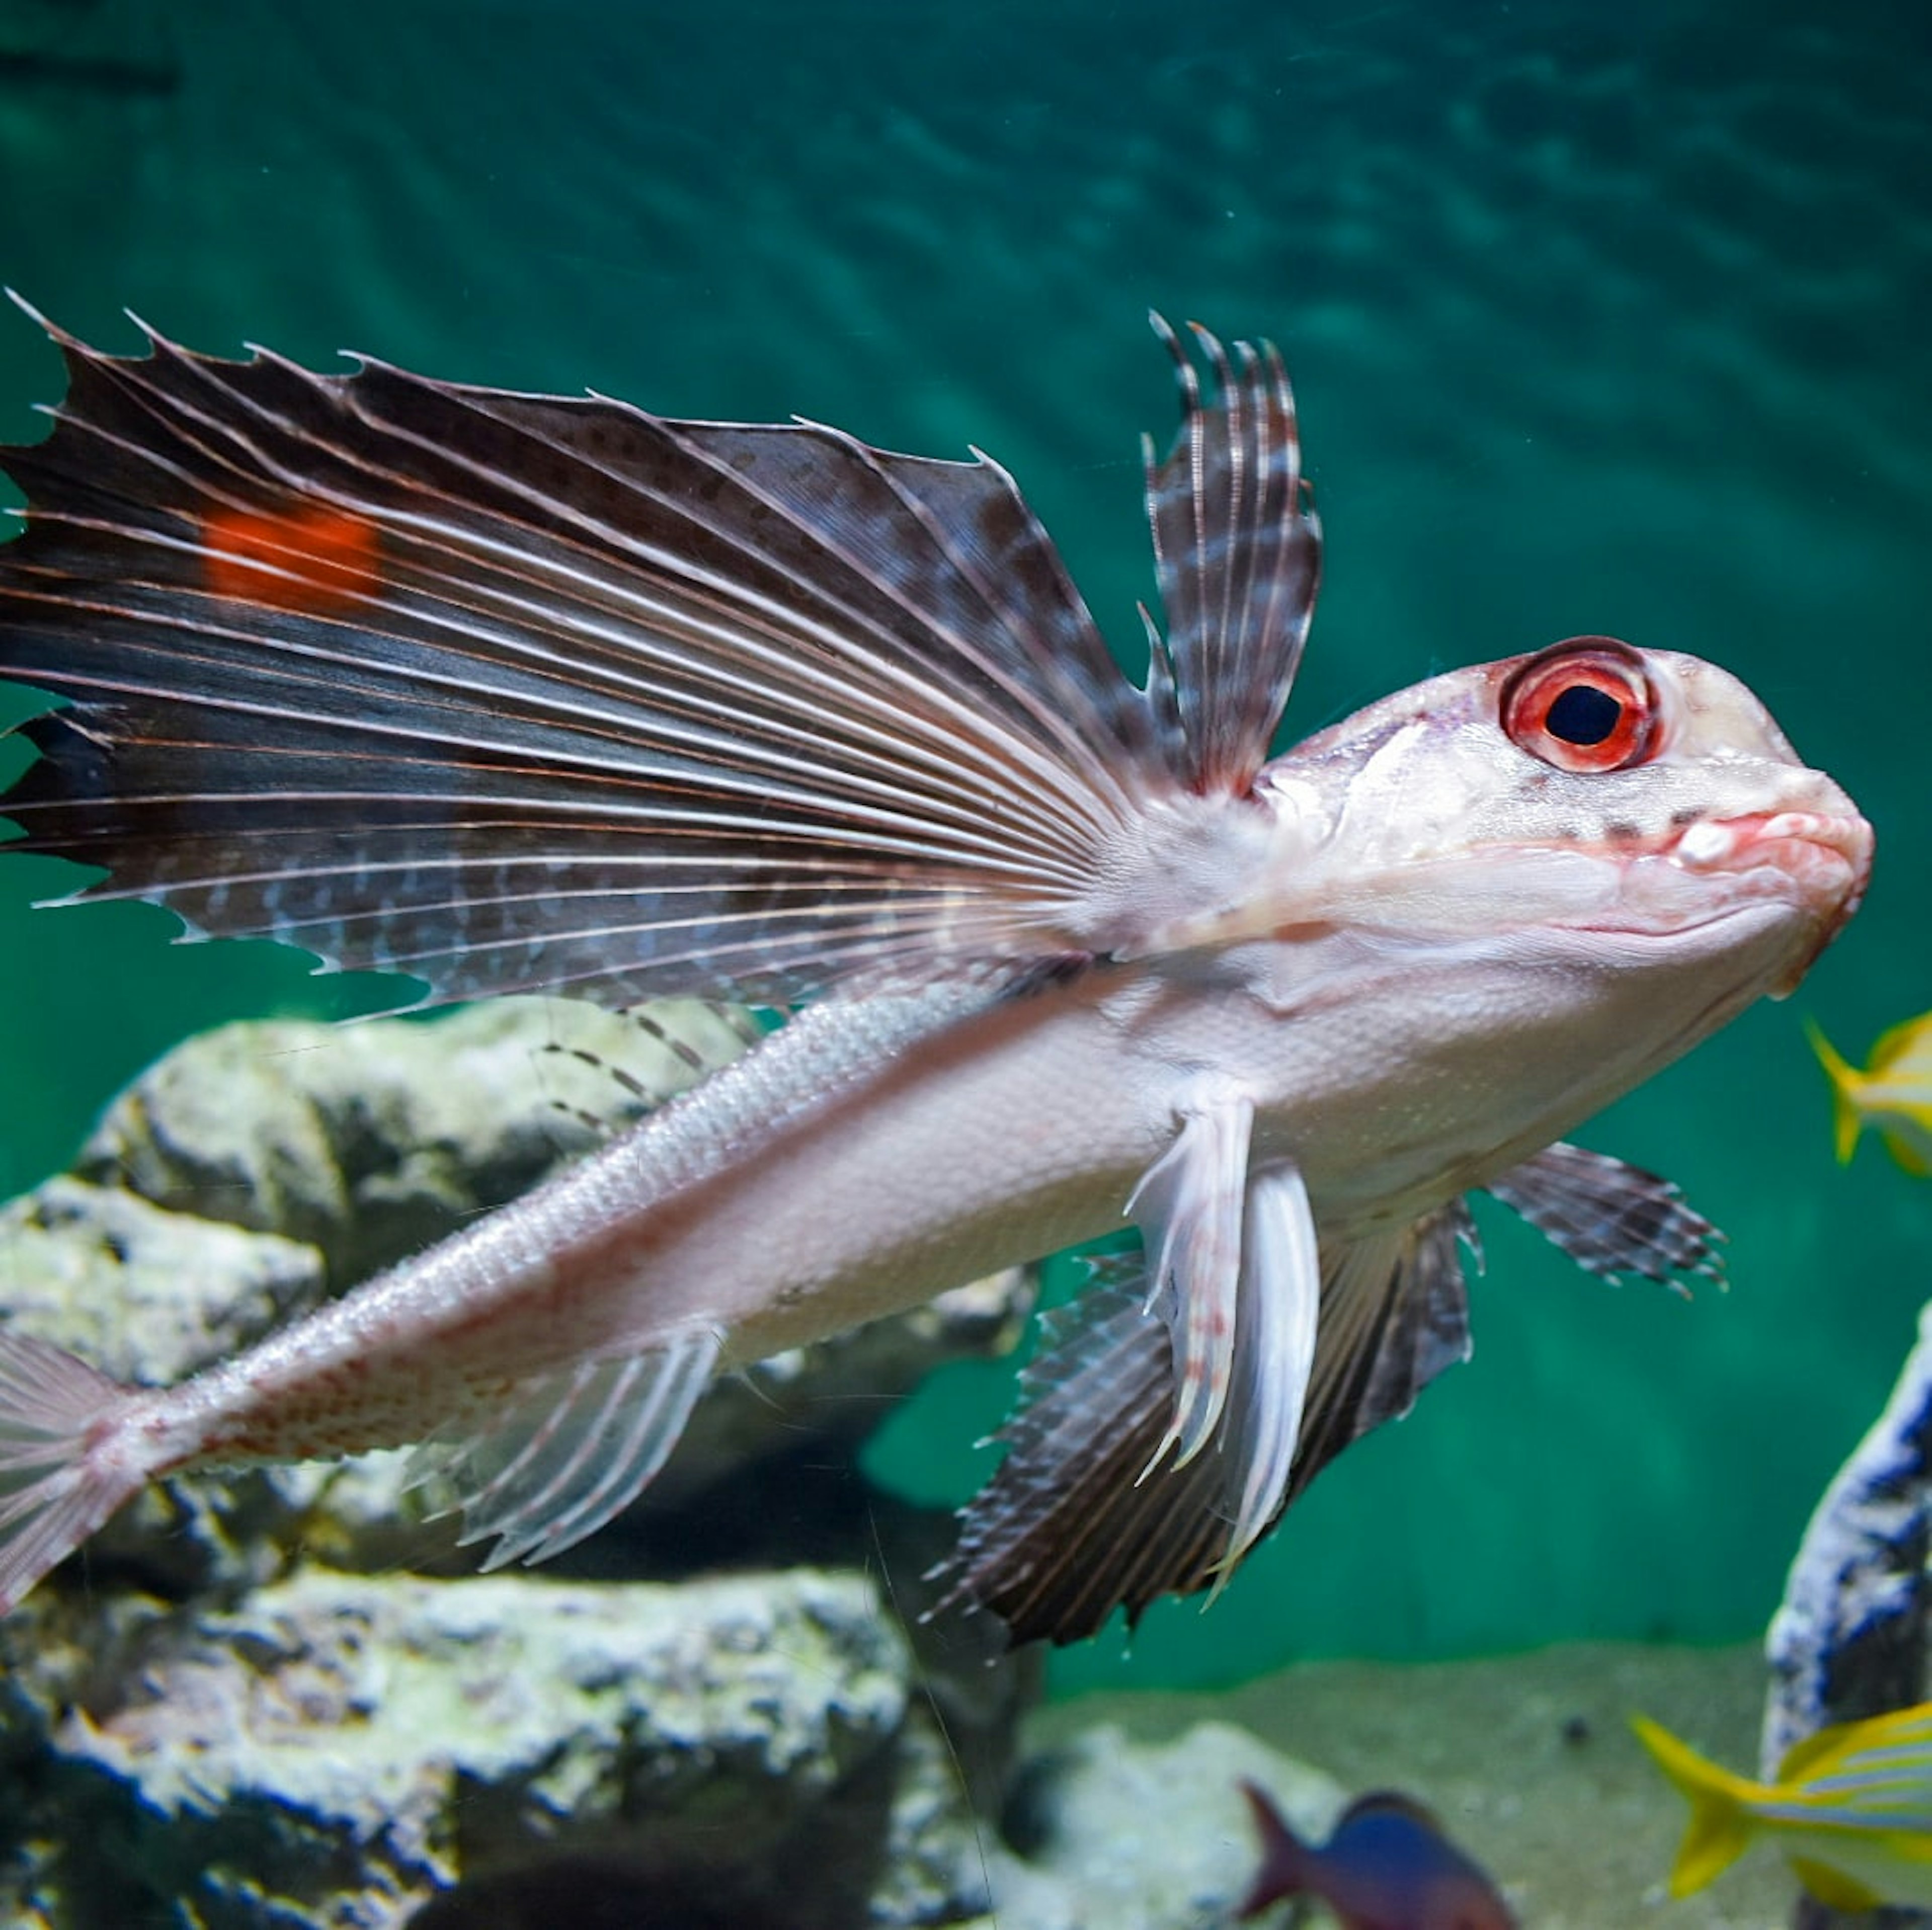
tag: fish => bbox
[1633,1706,1932,1909]
[1806,1011,1932,1174]
[0,301,1873,1643]
[1235,1779,1516,1928]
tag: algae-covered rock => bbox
[0,1173,326,1381]
[0,1567,973,1929]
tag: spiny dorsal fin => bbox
[1142,315,1321,793]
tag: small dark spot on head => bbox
[1670,807,1700,828]
[1604,821,1639,843]
[1561,1714,1592,1746]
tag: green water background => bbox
[0,0,1927,1699]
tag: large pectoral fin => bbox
[933,1200,1473,1647]
[1486,1142,1724,1290]
[0,309,1316,1011]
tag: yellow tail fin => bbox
[1631,1714,1760,1896]
[1804,1019,1865,1164]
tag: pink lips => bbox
[1670,807,1876,987]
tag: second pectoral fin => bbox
[933,1198,1473,1647]
[1486,1142,1723,1289]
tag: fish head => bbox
[1260,635,1872,999]
[1217,636,1874,1202]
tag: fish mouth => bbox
[1664,807,1875,989]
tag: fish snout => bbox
[1668,781,1873,990]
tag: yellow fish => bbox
[1633,1706,1932,1910]
[1807,1011,1932,1174]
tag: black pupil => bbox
[1546,683,1622,747]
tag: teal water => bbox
[1,0,1928,1700]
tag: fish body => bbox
[1634,1706,1932,1910]
[1237,1780,1516,1929]
[0,307,1873,1638]
[1807,1011,1932,1174]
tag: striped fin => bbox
[1286,1203,1475,1495]
[408,1329,721,1567]
[1141,315,1321,793]
[0,306,1145,1006]
[1486,1142,1724,1290]
[927,1262,1208,1644]
[0,305,1319,1008]
[932,1201,1472,1646]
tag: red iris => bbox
[1500,637,1660,773]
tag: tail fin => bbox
[1236,1778,1319,1918]
[0,1329,149,1613]
[1630,1714,1760,1897]
[1804,1019,1865,1164]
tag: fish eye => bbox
[1500,637,1660,774]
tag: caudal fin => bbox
[1236,1778,1319,1917]
[1630,1714,1760,1897]
[0,1329,148,1613]
[1804,1019,1866,1164]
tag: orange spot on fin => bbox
[202,503,379,613]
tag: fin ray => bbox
[1124,1094,1253,1470]
[1143,317,1321,793]
[0,322,1160,1006]
[1487,1142,1723,1289]
[411,1329,721,1567]
[1213,1161,1319,1588]
[0,1329,150,1613]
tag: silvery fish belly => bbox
[0,306,1872,1643]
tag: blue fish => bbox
[1238,1779,1517,1928]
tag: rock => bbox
[1764,1298,1932,1930]
[1,1567,982,1930]
[0,1173,327,1382]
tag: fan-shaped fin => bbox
[1487,1142,1724,1290]
[409,1327,720,1566]
[0,304,1323,1008]
[1289,1203,1475,1498]
[1142,315,1321,793]
[0,306,1155,1006]
[933,1199,1472,1646]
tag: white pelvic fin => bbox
[412,1329,722,1568]
[1209,1161,1320,1595]
[1124,1092,1254,1472]
[0,1328,148,1614]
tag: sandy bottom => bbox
[1029,1640,1797,1928]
